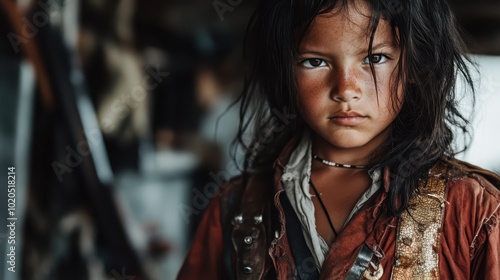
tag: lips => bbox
[329,111,367,126]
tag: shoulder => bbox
[438,159,500,258]
[216,175,245,218]
[217,171,274,200]
[442,159,500,206]
[216,171,273,216]
[219,175,245,199]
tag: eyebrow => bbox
[359,42,396,54]
[296,49,329,57]
[297,42,397,57]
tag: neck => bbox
[311,131,388,167]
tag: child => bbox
[178,0,500,279]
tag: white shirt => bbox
[281,130,381,270]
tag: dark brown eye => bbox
[370,55,382,63]
[310,59,323,67]
[363,54,388,64]
[302,58,326,68]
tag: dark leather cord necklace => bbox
[309,179,338,237]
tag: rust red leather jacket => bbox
[178,139,500,279]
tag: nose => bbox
[330,66,362,103]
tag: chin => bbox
[327,139,369,150]
[319,132,367,149]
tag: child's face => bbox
[296,1,402,153]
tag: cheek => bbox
[297,70,331,101]
[378,93,403,125]
[297,94,321,121]
[374,69,403,119]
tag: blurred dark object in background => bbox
[450,0,500,55]
[0,0,145,279]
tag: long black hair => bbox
[231,0,476,215]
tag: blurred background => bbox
[0,0,499,279]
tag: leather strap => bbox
[221,177,246,279]
[231,174,271,280]
[281,194,320,280]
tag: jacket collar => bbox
[272,130,392,193]
[272,133,302,193]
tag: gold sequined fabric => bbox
[391,167,447,280]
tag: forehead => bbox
[300,1,396,49]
